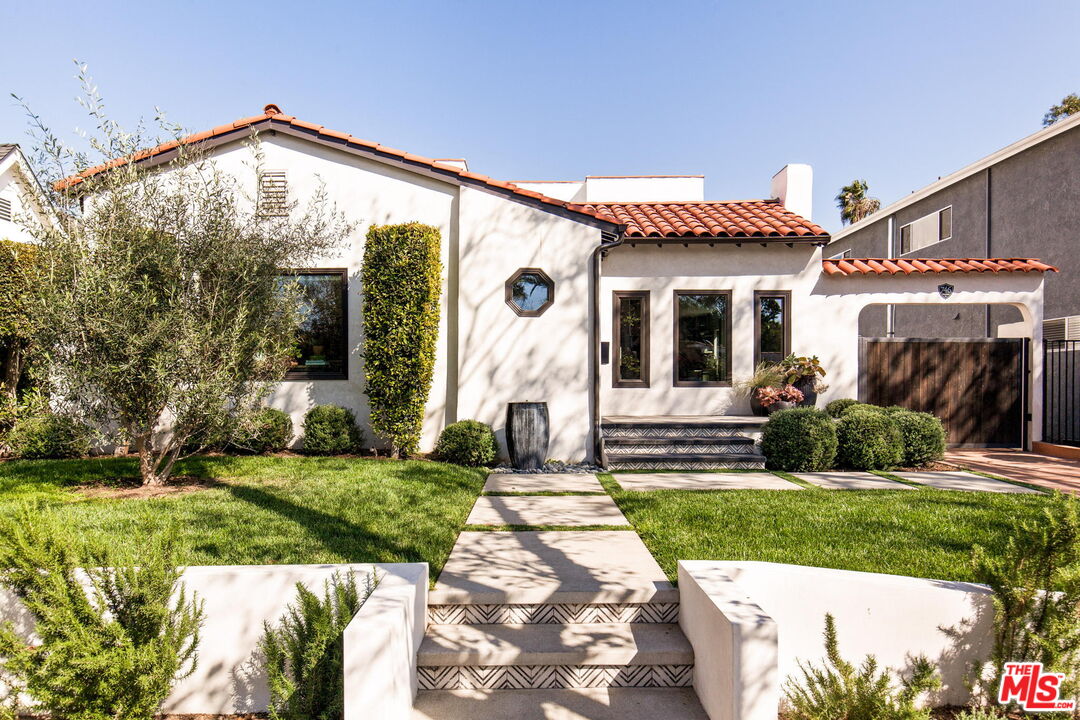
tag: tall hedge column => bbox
[361,223,442,457]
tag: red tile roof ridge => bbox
[822,257,1059,276]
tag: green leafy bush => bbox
[783,613,939,720]
[6,414,91,459]
[885,409,946,467]
[0,506,204,720]
[261,572,373,720]
[761,408,838,472]
[361,223,442,457]
[302,405,363,455]
[835,406,903,470]
[972,492,1080,709]
[825,398,862,418]
[0,240,38,399]
[233,407,294,454]
[435,420,499,466]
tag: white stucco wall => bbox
[600,243,1046,440]
[679,561,996,720]
[0,153,50,245]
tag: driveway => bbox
[946,448,1080,494]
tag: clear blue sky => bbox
[2,0,1078,232]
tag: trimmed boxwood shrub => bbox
[835,406,903,470]
[233,408,294,454]
[6,414,91,459]
[760,407,838,472]
[435,420,499,467]
[361,223,442,457]
[886,408,946,466]
[825,398,863,418]
[302,405,363,455]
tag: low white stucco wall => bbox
[679,561,995,720]
[0,562,428,716]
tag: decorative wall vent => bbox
[259,171,288,217]
[0,197,11,222]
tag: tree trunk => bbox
[0,344,24,398]
[134,433,166,486]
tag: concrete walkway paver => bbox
[947,449,1080,494]
[467,495,630,527]
[612,471,800,491]
[483,473,606,493]
[892,470,1041,494]
[794,471,913,490]
[430,530,676,605]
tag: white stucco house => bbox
[60,105,1057,466]
[0,144,51,245]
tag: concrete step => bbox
[603,435,756,447]
[601,415,767,441]
[419,623,692,667]
[427,601,679,625]
[413,688,710,720]
[605,453,766,471]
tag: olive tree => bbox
[19,66,350,485]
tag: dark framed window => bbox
[505,268,554,317]
[613,291,650,388]
[279,269,348,379]
[674,290,732,386]
[755,291,791,366]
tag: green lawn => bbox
[0,455,486,574]
[600,473,1056,584]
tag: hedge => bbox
[302,405,363,455]
[232,407,294,454]
[361,223,442,456]
[824,398,862,418]
[0,240,38,395]
[6,414,91,459]
[835,406,903,470]
[760,407,838,472]
[885,407,947,466]
[435,420,499,467]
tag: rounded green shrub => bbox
[835,406,903,470]
[825,398,863,418]
[6,414,91,459]
[887,408,946,466]
[761,407,838,472]
[233,408,294,454]
[301,405,363,455]
[435,420,499,466]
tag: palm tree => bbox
[835,180,881,225]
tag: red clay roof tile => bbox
[584,201,827,240]
[822,257,1058,276]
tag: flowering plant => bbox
[755,384,805,407]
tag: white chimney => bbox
[770,164,813,221]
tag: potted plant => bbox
[733,362,784,416]
[756,384,805,414]
[779,354,827,407]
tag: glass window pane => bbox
[900,224,912,255]
[939,206,952,240]
[759,296,785,361]
[618,296,644,381]
[677,293,730,383]
[511,273,551,312]
[282,272,346,376]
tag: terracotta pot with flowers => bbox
[778,354,828,407]
[755,384,805,414]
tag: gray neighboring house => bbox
[826,112,1080,340]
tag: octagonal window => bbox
[505,268,554,317]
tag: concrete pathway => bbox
[611,471,801,491]
[484,473,606,493]
[947,448,1080,494]
[794,471,913,490]
[892,470,1041,494]
[467,496,630,527]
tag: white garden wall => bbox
[679,561,995,720]
[0,562,428,716]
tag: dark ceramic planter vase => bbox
[766,400,797,414]
[794,376,818,407]
[749,392,769,417]
[505,402,550,470]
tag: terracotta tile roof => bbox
[822,257,1059,276]
[55,104,620,228]
[583,201,828,240]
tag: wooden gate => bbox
[859,338,1027,447]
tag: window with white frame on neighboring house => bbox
[829,249,852,260]
[0,197,11,223]
[898,206,952,255]
[259,170,288,217]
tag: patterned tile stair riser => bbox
[418,664,694,690]
[428,603,679,625]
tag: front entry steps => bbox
[413,688,710,720]
[601,415,767,470]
